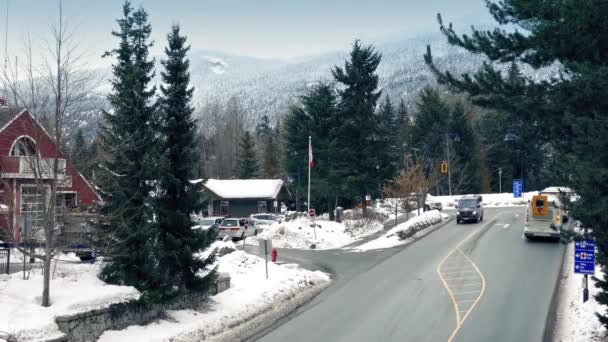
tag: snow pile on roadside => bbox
[0,261,140,341]
[247,216,383,250]
[554,244,606,342]
[434,192,539,209]
[353,210,447,251]
[99,250,330,342]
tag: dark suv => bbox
[456,195,484,224]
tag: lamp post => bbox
[445,133,461,196]
[504,129,523,185]
[498,167,503,193]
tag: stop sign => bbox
[308,208,316,217]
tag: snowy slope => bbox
[99,250,330,342]
[353,210,447,251]
[0,260,139,341]
[246,216,383,250]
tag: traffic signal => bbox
[440,161,448,174]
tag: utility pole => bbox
[445,133,452,196]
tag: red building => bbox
[0,106,100,241]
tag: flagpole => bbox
[307,136,311,214]
[308,136,317,239]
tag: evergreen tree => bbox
[98,2,162,302]
[332,40,382,212]
[283,83,341,214]
[156,25,216,297]
[377,96,399,185]
[447,101,479,193]
[396,98,411,168]
[238,131,258,179]
[71,128,89,177]
[256,115,280,178]
[425,0,608,325]
[411,87,449,160]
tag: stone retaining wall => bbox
[54,273,231,342]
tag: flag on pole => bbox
[309,138,314,168]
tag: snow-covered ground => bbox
[246,215,383,250]
[555,243,607,342]
[433,191,539,209]
[99,250,330,342]
[351,210,448,251]
[0,259,140,341]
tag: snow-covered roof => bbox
[203,179,284,199]
[541,186,573,194]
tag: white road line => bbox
[503,224,510,229]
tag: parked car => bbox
[249,213,282,234]
[456,195,484,223]
[218,218,256,240]
[195,216,224,231]
[424,195,443,211]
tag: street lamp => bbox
[504,127,524,189]
[445,133,460,196]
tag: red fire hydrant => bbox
[271,248,278,263]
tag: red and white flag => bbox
[309,138,314,168]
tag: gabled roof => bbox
[0,107,27,133]
[202,179,285,200]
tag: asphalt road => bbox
[249,207,566,342]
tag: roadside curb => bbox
[544,240,571,342]
[173,278,331,342]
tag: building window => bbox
[257,201,267,213]
[220,201,229,216]
[21,186,46,238]
[10,136,37,157]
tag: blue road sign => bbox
[575,240,595,275]
[513,179,523,198]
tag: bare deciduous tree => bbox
[383,158,436,227]
[0,1,99,307]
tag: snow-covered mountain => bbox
[189,33,484,123]
[78,32,558,136]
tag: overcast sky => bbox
[3,0,493,68]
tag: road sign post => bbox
[309,208,317,239]
[259,239,272,279]
[574,240,595,302]
[513,179,523,198]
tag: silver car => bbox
[218,218,256,240]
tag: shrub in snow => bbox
[389,210,443,241]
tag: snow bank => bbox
[0,260,140,341]
[434,191,539,209]
[99,250,330,342]
[352,210,447,251]
[554,244,606,342]
[246,216,383,250]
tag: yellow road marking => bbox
[437,217,495,341]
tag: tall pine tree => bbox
[425,0,608,325]
[332,40,382,212]
[377,96,399,186]
[98,2,162,302]
[238,131,259,179]
[156,25,217,297]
